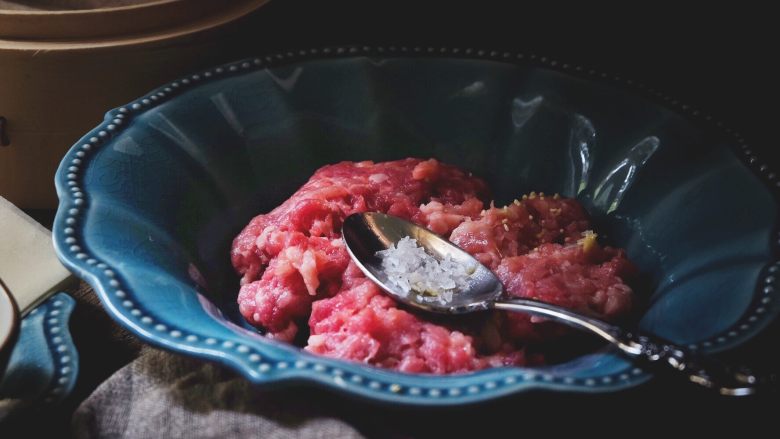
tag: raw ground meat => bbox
[232,159,636,373]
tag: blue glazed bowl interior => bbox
[54,54,779,404]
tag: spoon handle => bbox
[492,298,776,396]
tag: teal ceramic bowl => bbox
[53,47,779,405]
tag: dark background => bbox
[249,2,778,167]
[8,1,780,436]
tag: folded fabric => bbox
[72,348,366,439]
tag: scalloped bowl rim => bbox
[52,47,780,405]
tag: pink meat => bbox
[496,242,636,342]
[307,263,534,373]
[449,193,591,270]
[232,159,636,373]
[232,158,488,341]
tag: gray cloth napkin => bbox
[72,348,366,439]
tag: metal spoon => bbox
[342,212,775,396]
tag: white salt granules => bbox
[376,236,473,304]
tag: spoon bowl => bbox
[342,212,503,314]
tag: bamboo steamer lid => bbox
[0,0,269,208]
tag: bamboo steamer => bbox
[0,0,269,208]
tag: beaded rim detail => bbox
[52,46,779,405]
[19,293,78,405]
